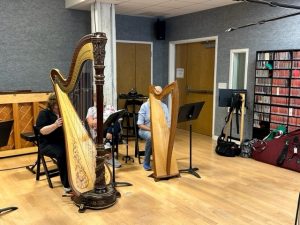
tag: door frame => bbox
[116,40,153,85]
[168,36,218,137]
[228,48,249,89]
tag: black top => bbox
[36,109,64,147]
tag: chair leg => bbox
[41,155,54,188]
[138,152,142,164]
[136,139,142,164]
[36,153,41,181]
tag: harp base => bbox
[149,172,180,182]
[72,185,119,213]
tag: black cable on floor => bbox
[0,164,35,172]
[0,160,52,172]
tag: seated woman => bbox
[35,93,71,193]
[86,96,121,168]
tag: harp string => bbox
[56,84,96,192]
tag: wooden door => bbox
[175,42,215,136]
[135,44,151,96]
[117,43,135,109]
[116,42,151,109]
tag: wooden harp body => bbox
[50,33,118,211]
[149,81,180,180]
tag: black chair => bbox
[133,114,145,164]
[33,126,60,188]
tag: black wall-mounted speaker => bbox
[155,19,165,40]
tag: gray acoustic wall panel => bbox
[166,0,300,139]
[0,0,90,91]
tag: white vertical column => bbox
[91,2,117,107]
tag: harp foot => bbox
[148,172,180,182]
[78,204,86,213]
[72,185,118,212]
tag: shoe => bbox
[106,158,122,168]
[143,163,151,171]
[64,187,72,194]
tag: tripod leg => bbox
[113,181,133,187]
[179,168,201,178]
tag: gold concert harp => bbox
[50,33,118,212]
[149,81,180,181]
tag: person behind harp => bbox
[86,93,122,168]
[36,93,71,194]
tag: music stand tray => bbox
[103,110,126,131]
[177,102,205,178]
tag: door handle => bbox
[186,86,213,94]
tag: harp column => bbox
[91,2,117,108]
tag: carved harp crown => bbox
[149,81,180,180]
[50,33,111,197]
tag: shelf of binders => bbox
[253,50,300,135]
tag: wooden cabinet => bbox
[0,91,50,158]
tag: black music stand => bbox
[103,110,132,187]
[178,102,205,178]
[0,120,18,215]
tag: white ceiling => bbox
[68,0,239,18]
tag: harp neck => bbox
[50,32,107,146]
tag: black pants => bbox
[40,143,69,188]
